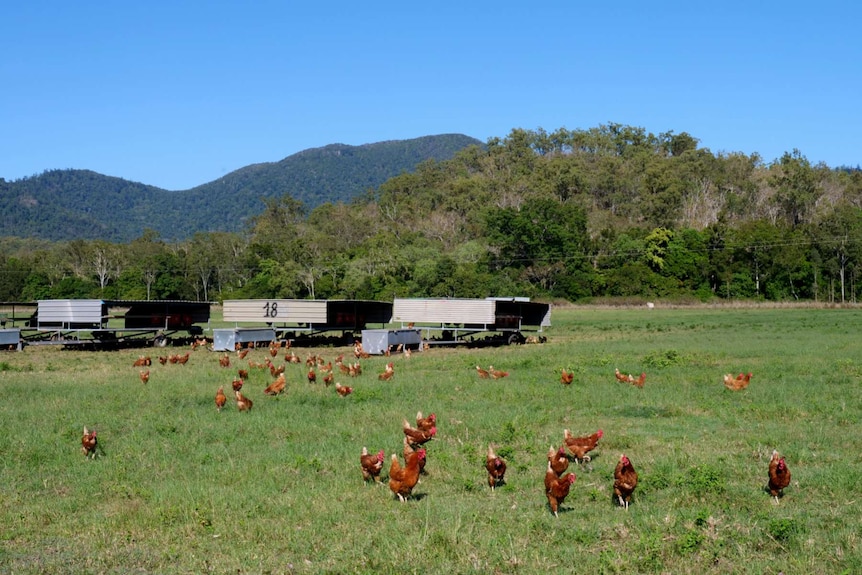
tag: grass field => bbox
[1,306,861,574]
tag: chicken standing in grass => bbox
[485,445,507,490]
[360,447,385,484]
[564,428,603,464]
[264,373,286,396]
[139,369,149,384]
[81,427,100,459]
[544,461,576,516]
[560,369,574,385]
[767,449,791,502]
[415,411,436,432]
[215,386,227,411]
[548,445,569,476]
[403,419,436,447]
[388,449,425,502]
[613,454,638,509]
[476,365,490,379]
[488,365,509,379]
[724,372,752,391]
[235,390,253,412]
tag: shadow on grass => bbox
[616,405,679,418]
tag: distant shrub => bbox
[642,349,685,368]
[685,464,725,494]
[767,518,802,542]
[676,530,704,555]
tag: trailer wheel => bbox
[508,332,525,345]
[153,334,168,348]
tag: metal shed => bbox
[212,327,277,352]
[0,328,22,351]
[36,299,107,329]
[221,299,393,340]
[21,299,211,348]
[392,297,551,345]
[361,328,422,355]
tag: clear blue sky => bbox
[2,1,859,190]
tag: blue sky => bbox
[2,1,859,190]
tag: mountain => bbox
[0,134,482,243]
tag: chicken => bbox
[544,461,576,516]
[286,350,301,364]
[354,342,370,359]
[403,437,427,475]
[232,377,244,392]
[237,348,250,360]
[323,372,334,386]
[629,372,646,388]
[139,369,150,384]
[158,356,168,365]
[403,419,436,447]
[235,390,253,412]
[264,373,286,396]
[486,445,507,490]
[168,354,179,364]
[388,449,425,502]
[237,368,249,380]
[488,365,509,379]
[81,426,99,459]
[614,368,630,383]
[563,428,603,463]
[335,382,353,397]
[476,365,491,379]
[560,368,574,385]
[307,368,317,383]
[724,372,752,391]
[415,411,436,432]
[378,362,395,381]
[548,444,569,476]
[176,352,190,365]
[613,454,638,509]
[348,363,362,377]
[132,355,151,367]
[767,449,791,502]
[360,447,385,484]
[219,354,231,368]
[269,345,278,358]
[215,386,227,411]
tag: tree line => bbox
[2,124,861,304]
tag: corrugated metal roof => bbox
[393,298,496,324]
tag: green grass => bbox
[1,306,861,574]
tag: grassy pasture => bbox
[0,306,861,574]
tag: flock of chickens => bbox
[83,338,792,516]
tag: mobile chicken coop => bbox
[213,299,393,351]
[388,297,551,347]
[16,299,211,349]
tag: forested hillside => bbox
[0,134,481,242]
[1,124,860,304]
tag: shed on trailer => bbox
[361,328,422,355]
[120,300,211,331]
[221,299,393,339]
[36,299,107,329]
[392,297,550,345]
[212,327,277,352]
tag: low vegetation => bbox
[1,306,860,573]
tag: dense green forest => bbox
[2,124,861,304]
[0,134,481,242]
